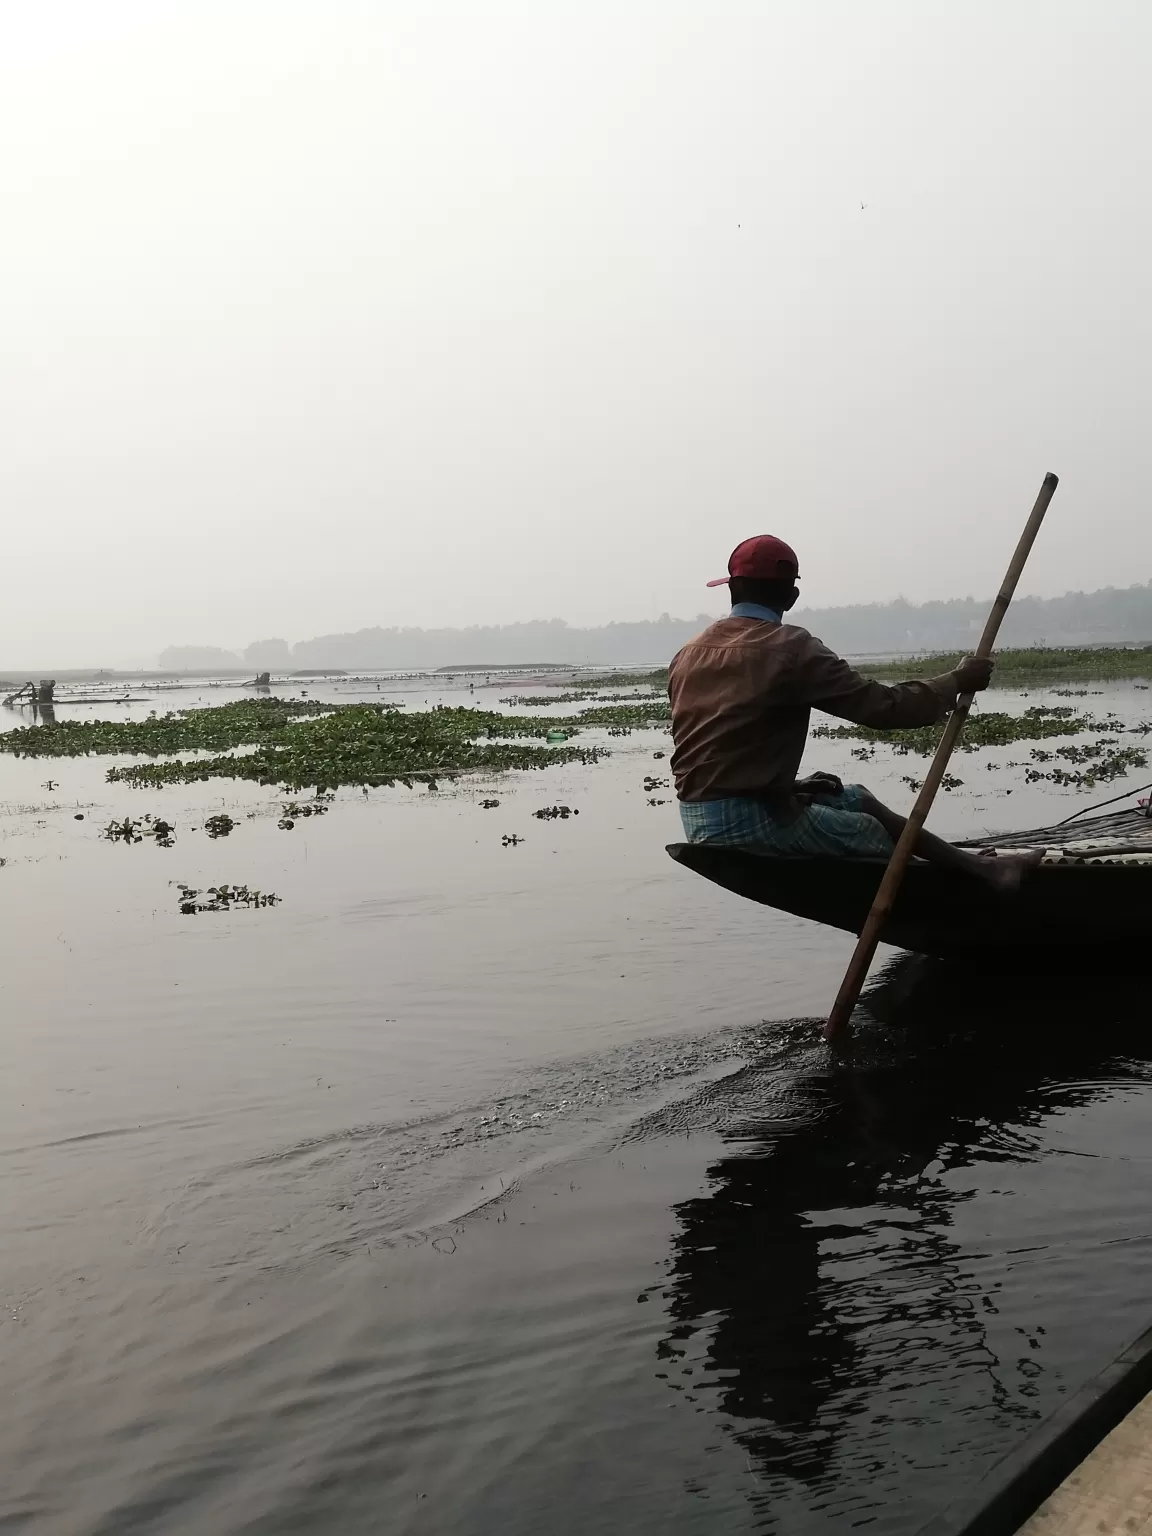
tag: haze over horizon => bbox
[5,2,1152,667]
[6,575,1152,674]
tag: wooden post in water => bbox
[824,472,1060,1043]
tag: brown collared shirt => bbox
[668,617,959,802]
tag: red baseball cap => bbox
[707,535,800,587]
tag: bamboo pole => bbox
[824,472,1060,1042]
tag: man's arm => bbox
[794,637,992,727]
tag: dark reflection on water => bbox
[658,957,1152,1530]
[7,949,1152,1534]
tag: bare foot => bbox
[976,848,1046,894]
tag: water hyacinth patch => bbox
[858,646,1152,684]
[0,698,341,759]
[810,707,1129,755]
[573,649,1152,690]
[0,699,664,791]
[174,882,281,914]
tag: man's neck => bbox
[729,601,781,624]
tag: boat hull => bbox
[666,842,1152,959]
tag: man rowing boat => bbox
[668,535,1043,891]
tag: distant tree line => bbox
[158,580,1152,673]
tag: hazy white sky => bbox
[4,1,1152,664]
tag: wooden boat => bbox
[667,807,1152,960]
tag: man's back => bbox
[669,617,956,802]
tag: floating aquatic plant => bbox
[0,698,341,760]
[573,670,669,689]
[0,700,664,790]
[99,813,175,846]
[900,773,963,793]
[500,688,664,707]
[1020,744,1148,787]
[103,817,142,843]
[174,882,280,914]
[811,707,1126,756]
[574,649,1152,690]
[858,647,1152,684]
[281,796,331,818]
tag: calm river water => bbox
[2,672,1151,1533]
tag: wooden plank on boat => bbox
[1016,1388,1152,1533]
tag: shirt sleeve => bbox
[792,634,959,727]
